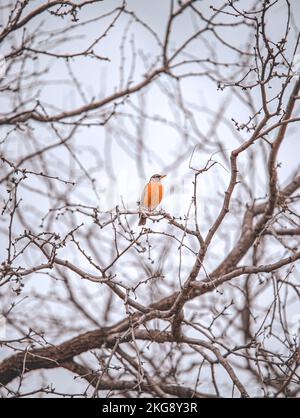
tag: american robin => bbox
[138,174,166,226]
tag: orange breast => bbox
[143,181,163,210]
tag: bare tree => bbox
[0,0,300,398]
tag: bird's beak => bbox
[160,174,167,179]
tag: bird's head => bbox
[150,173,167,182]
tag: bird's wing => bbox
[139,184,148,210]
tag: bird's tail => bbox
[138,214,147,226]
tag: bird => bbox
[138,173,166,226]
